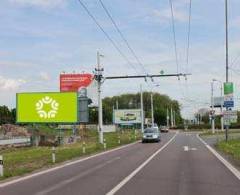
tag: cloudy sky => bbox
[0,0,240,118]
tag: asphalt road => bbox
[0,131,240,195]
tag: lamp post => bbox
[149,83,161,127]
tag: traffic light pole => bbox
[94,54,190,143]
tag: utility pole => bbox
[151,92,154,127]
[95,51,104,144]
[225,0,229,141]
[171,106,173,128]
[140,84,144,133]
[211,81,215,133]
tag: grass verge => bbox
[200,129,240,137]
[0,130,141,180]
[215,139,240,166]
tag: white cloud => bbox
[150,7,188,24]
[0,76,26,91]
[231,16,240,29]
[39,72,50,81]
[0,60,37,68]
[9,0,67,8]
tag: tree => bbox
[0,105,14,124]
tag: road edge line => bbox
[106,132,178,195]
[0,141,139,188]
[197,134,240,180]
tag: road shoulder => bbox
[197,134,240,180]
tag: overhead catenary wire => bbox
[168,0,188,101]
[98,0,149,75]
[184,0,192,97]
[77,0,141,75]
[169,0,179,74]
[168,0,195,114]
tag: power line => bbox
[169,0,179,74]
[76,0,141,75]
[98,0,149,75]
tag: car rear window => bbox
[144,129,158,133]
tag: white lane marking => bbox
[106,132,178,195]
[0,141,139,188]
[183,146,197,151]
[35,157,121,195]
[197,134,240,180]
[183,146,189,151]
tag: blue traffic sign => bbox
[224,101,234,108]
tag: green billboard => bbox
[17,92,78,123]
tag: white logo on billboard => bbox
[36,96,59,119]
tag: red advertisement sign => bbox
[60,73,94,92]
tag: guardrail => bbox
[0,137,31,146]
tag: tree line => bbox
[0,106,16,125]
[90,92,182,126]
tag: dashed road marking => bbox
[106,132,178,195]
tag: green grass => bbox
[216,139,240,163]
[0,130,141,180]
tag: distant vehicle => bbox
[160,126,169,133]
[120,113,137,121]
[152,123,159,131]
[142,128,160,143]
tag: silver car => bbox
[142,128,161,143]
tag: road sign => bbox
[17,92,78,123]
[114,109,142,124]
[223,110,238,124]
[224,82,234,108]
[212,97,224,108]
